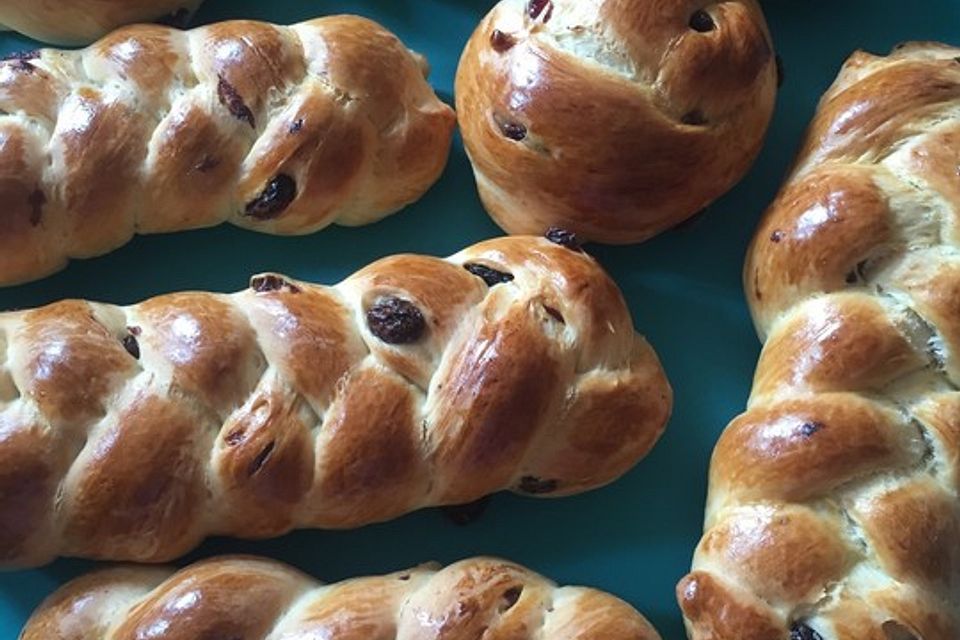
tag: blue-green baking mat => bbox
[1,1,958,637]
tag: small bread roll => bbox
[455,0,778,244]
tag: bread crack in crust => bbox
[19,556,663,640]
[679,43,960,640]
[0,236,671,567]
[0,16,456,285]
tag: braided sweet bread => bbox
[0,0,202,45]
[455,0,778,244]
[20,555,663,640]
[0,235,671,568]
[678,44,960,640]
[0,16,455,285]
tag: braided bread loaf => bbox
[20,555,663,640]
[678,44,960,640]
[455,0,778,244]
[0,235,671,568]
[0,16,455,286]
[0,0,201,45]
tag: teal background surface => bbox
[1,1,959,637]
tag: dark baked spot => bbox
[501,586,523,611]
[464,263,514,287]
[754,270,763,301]
[398,573,411,581]
[845,260,868,285]
[2,49,39,62]
[491,29,516,52]
[121,333,140,360]
[224,429,246,446]
[542,305,565,324]
[681,109,708,126]
[28,189,45,226]
[527,0,554,22]
[193,156,219,173]
[156,7,192,29]
[776,54,785,88]
[2,49,39,73]
[500,122,527,141]
[442,495,491,526]
[248,441,276,476]
[244,175,297,219]
[289,118,304,134]
[494,113,527,141]
[770,230,784,243]
[545,227,582,250]
[790,622,824,640]
[518,476,558,495]
[250,274,301,294]
[366,296,426,345]
[5,59,33,73]
[800,421,824,438]
[217,75,255,128]
[689,9,715,33]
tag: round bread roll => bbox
[20,556,663,640]
[679,43,960,640]
[455,0,779,244]
[0,0,201,45]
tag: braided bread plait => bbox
[0,15,455,285]
[678,44,960,639]
[19,556,663,640]
[0,235,671,568]
[0,0,202,45]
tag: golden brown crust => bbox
[0,15,455,285]
[682,43,960,639]
[677,571,782,640]
[0,236,670,567]
[455,0,777,244]
[17,301,137,426]
[60,392,207,562]
[20,556,662,640]
[0,0,202,45]
[0,407,59,564]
